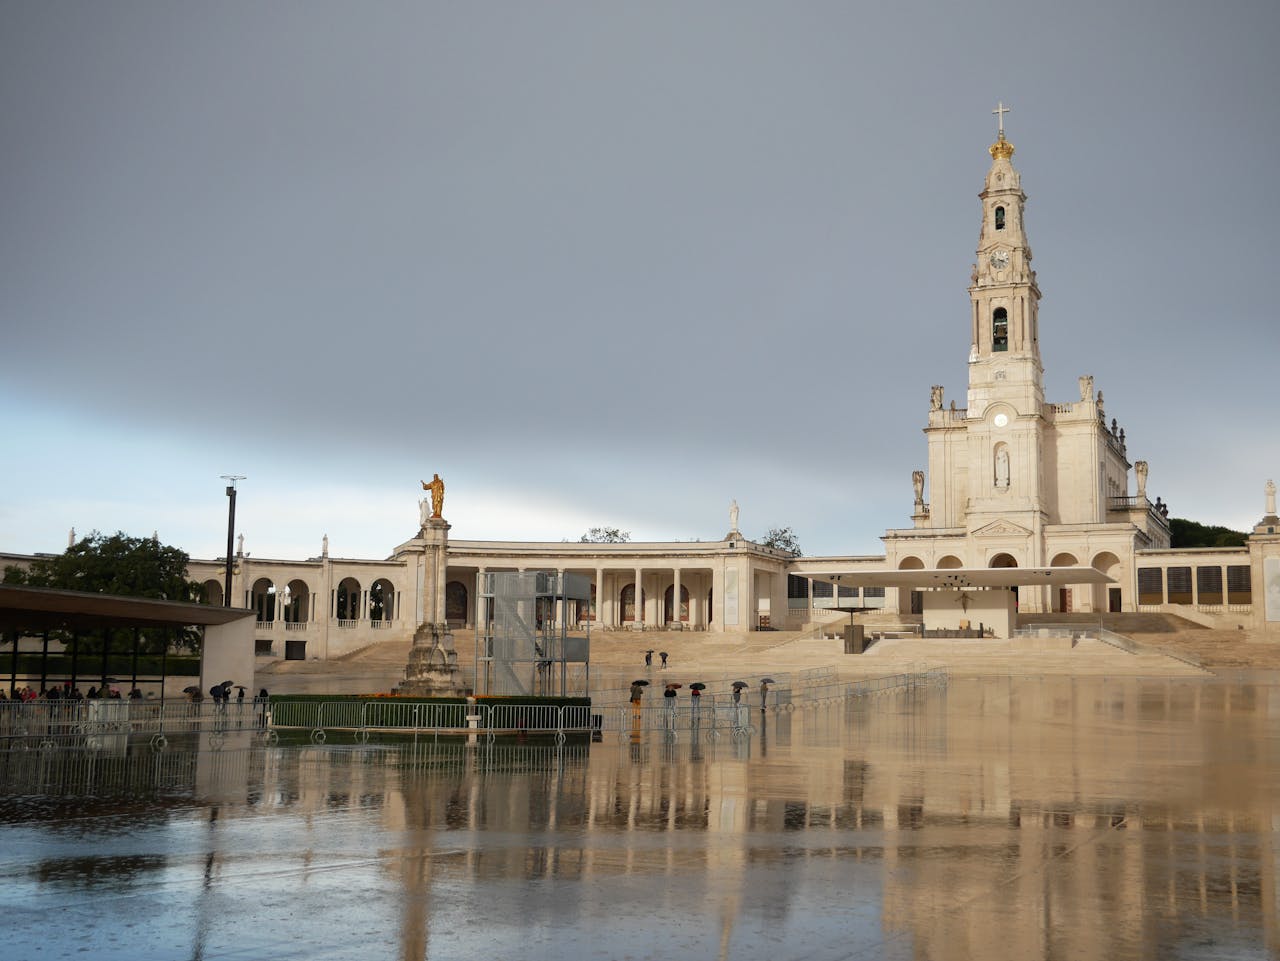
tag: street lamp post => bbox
[220,475,245,608]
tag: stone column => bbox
[595,566,604,628]
[672,567,682,628]
[555,568,565,629]
[635,566,643,630]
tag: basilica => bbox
[14,121,1276,658]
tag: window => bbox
[787,574,809,599]
[1196,567,1223,605]
[812,581,834,598]
[837,585,858,599]
[1137,568,1163,605]
[1227,565,1252,604]
[995,206,1006,230]
[1167,566,1192,605]
[993,308,1008,352]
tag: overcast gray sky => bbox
[2,1,1277,561]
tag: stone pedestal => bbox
[396,622,466,696]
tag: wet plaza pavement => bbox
[2,675,1280,960]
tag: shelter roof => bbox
[0,584,254,631]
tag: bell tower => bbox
[966,103,1043,419]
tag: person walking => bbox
[659,651,668,669]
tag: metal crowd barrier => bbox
[0,698,273,752]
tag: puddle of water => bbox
[1,675,1277,960]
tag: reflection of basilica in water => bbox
[3,677,1278,959]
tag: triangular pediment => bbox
[972,518,1033,538]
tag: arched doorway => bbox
[336,577,362,621]
[445,581,468,625]
[898,556,925,614]
[937,555,963,569]
[370,579,395,624]
[283,579,310,623]
[1050,553,1078,613]
[989,553,1019,610]
[620,584,645,623]
[202,579,223,606]
[664,584,690,624]
[1093,551,1123,613]
[251,578,275,623]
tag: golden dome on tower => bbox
[989,131,1015,160]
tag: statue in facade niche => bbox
[995,447,1010,489]
[421,473,445,520]
[1135,461,1148,498]
[1078,375,1093,402]
[930,385,944,411]
[912,470,925,506]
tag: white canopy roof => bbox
[795,566,1113,590]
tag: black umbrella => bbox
[234,685,247,693]
[689,682,707,691]
[659,651,668,657]
[760,677,776,685]
[731,681,749,689]
[631,679,651,686]
[182,686,200,694]
[646,650,655,654]
[665,683,682,690]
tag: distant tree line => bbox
[1168,518,1247,549]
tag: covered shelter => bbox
[793,567,1114,638]
[0,584,256,695]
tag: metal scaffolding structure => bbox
[475,571,591,697]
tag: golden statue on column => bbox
[421,473,445,519]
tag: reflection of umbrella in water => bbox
[760,677,776,685]
[631,679,651,686]
[689,682,707,691]
[731,681,749,689]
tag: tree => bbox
[1168,518,1247,549]
[579,527,631,543]
[4,530,205,652]
[761,526,801,556]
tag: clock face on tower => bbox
[989,250,1010,270]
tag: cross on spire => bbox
[992,101,1011,136]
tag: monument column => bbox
[672,567,682,628]
[595,566,604,628]
[398,476,464,696]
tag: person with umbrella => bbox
[644,650,653,667]
[665,680,686,716]
[759,678,776,713]
[630,679,648,707]
[659,651,668,669]
[731,681,749,728]
[689,682,706,712]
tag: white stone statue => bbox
[1267,479,1277,516]
[68,528,76,549]
[236,533,244,555]
[930,385,944,411]
[729,499,740,532]
[912,470,925,505]
[322,534,329,557]
[1078,374,1093,402]
[1135,461,1148,497]
[419,498,432,528]
[995,446,1010,489]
